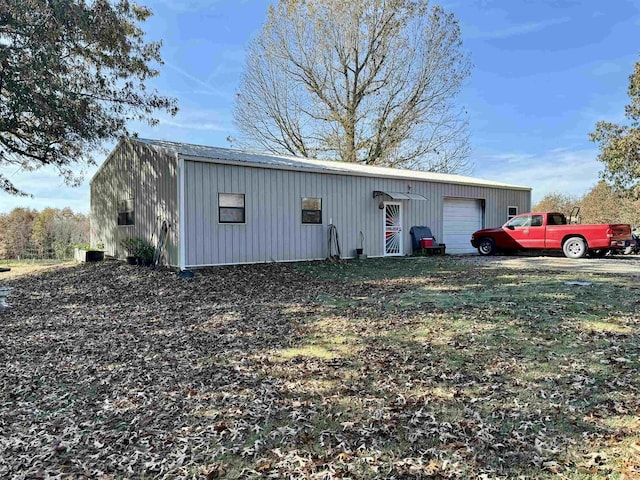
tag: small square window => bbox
[507,206,518,221]
[117,197,134,226]
[219,193,245,224]
[302,197,322,224]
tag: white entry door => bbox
[383,202,403,256]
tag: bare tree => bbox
[532,192,579,216]
[233,0,472,174]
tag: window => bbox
[506,214,542,228]
[530,215,543,227]
[507,206,518,221]
[302,197,322,224]
[219,193,245,223]
[548,213,567,225]
[506,215,529,228]
[117,197,134,226]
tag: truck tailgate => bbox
[610,224,632,241]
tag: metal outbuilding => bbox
[90,138,531,269]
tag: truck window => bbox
[548,214,567,225]
[507,216,531,227]
[531,215,543,227]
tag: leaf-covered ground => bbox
[1,257,639,479]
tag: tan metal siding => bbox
[90,139,179,266]
[183,160,530,266]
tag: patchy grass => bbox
[297,255,466,280]
[1,257,639,478]
[0,259,75,280]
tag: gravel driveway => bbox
[457,253,640,275]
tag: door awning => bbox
[373,190,427,201]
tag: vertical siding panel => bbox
[342,175,350,257]
[310,172,317,259]
[245,167,251,263]
[347,177,354,258]
[206,164,211,265]
[197,162,205,265]
[293,172,299,260]
[332,174,337,257]
[353,176,359,257]
[263,169,270,261]
[271,169,276,261]
[255,169,261,262]
[185,162,193,266]
[282,169,289,261]
[296,173,302,260]
[234,166,241,264]
[312,172,317,259]
[230,165,237,263]
[267,169,274,262]
[243,167,250,264]
[272,169,276,261]
[210,164,218,265]
[203,163,211,263]
[193,162,204,264]
[276,169,284,260]
[212,165,219,265]
[297,172,304,259]
[312,173,318,258]
[347,176,355,257]
[282,171,289,260]
[188,161,196,265]
[252,167,260,262]
[298,172,305,260]
[216,165,224,264]
[325,174,331,258]
[309,172,316,259]
[255,167,264,262]
[225,165,233,264]
[264,170,271,261]
[214,165,222,265]
[238,166,246,264]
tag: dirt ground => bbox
[458,253,640,275]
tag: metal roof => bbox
[128,138,531,191]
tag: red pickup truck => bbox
[470,212,631,259]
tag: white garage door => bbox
[443,198,483,254]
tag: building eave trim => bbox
[178,153,532,192]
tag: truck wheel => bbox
[477,238,496,256]
[563,237,587,259]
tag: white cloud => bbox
[465,17,570,40]
[0,164,97,213]
[589,61,626,77]
[161,118,227,132]
[152,0,228,13]
[165,62,229,99]
[475,147,603,203]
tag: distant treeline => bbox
[532,181,640,228]
[0,207,89,260]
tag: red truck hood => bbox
[472,227,503,237]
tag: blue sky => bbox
[1,0,638,213]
